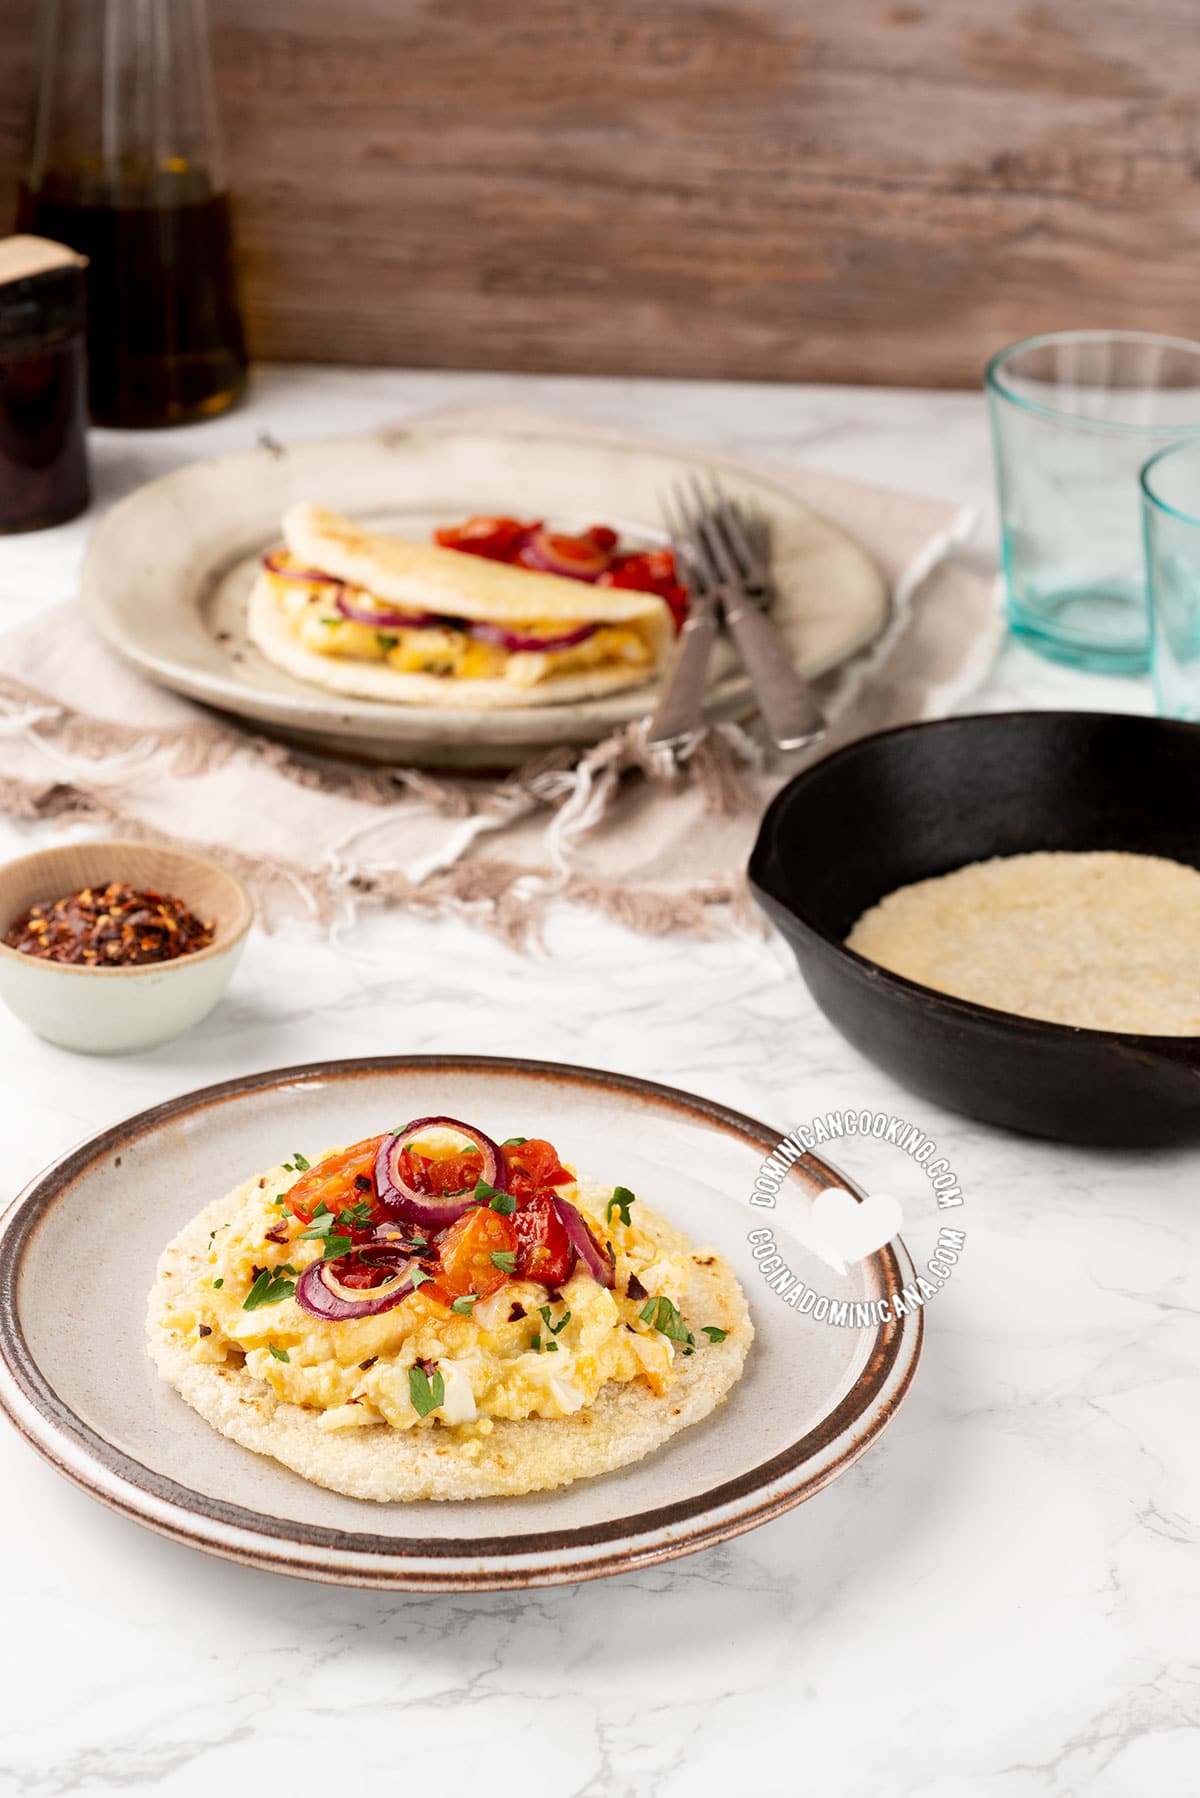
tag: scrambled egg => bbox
[270,572,652,686]
[161,1159,690,1440]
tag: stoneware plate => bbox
[0,1056,921,1590]
[81,426,888,768]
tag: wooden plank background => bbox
[1,0,1198,386]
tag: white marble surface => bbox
[1,369,1197,1795]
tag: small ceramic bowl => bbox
[0,841,252,1054]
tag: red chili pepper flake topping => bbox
[4,881,215,967]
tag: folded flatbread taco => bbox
[248,504,675,708]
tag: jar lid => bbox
[0,235,87,348]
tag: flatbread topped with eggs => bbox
[147,1116,751,1500]
[247,504,677,708]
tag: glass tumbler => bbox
[986,331,1200,675]
[1141,439,1200,722]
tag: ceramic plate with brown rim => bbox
[0,1056,921,1590]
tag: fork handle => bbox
[644,600,720,746]
[720,593,827,751]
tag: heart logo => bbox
[809,1186,904,1275]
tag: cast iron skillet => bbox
[748,711,1200,1147]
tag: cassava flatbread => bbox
[147,1181,752,1502]
[847,850,1200,1034]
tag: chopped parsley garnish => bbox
[475,1177,515,1215]
[490,1249,517,1273]
[702,1325,728,1343]
[409,1266,434,1290]
[243,1266,297,1310]
[408,1364,445,1418]
[606,1185,636,1226]
[212,1277,224,1289]
[450,1294,477,1315]
[503,1136,527,1146]
[293,1152,311,1171]
[296,1206,352,1260]
[376,632,398,653]
[337,1200,375,1230]
[639,1294,694,1346]
[268,1343,290,1362]
[529,1308,568,1353]
[298,1207,335,1238]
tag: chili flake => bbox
[4,881,214,968]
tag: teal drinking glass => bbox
[1141,439,1200,721]
[986,331,1200,675]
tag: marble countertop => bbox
[1,369,1195,1796]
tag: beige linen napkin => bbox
[0,406,1001,941]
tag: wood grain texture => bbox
[1,0,1199,386]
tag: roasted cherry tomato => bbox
[502,1137,575,1202]
[434,515,537,560]
[286,1136,385,1225]
[512,1197,575,1288]
[398,1147,484,1198]
[435,1206,519,1300]
[600,548,689,631]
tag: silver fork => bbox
[643,487,723,748]
[682,475,827,752]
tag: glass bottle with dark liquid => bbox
[17,0,247,429]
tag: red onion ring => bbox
[552,1196,614,1288]
[468,621,598,654]
[517,528,611,581]
[334,588,446,630]
[375,1117,507,1229]
[261,551,341,585]
[295,1250,419,1321]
